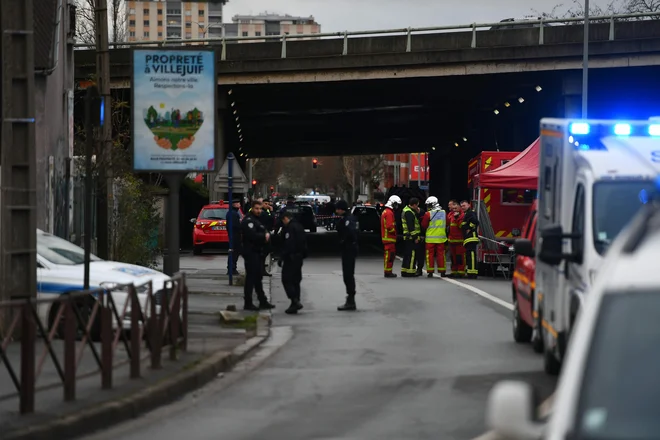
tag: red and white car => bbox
[191,201,233,255]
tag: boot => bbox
[384,272,397,278]
[259,300,276,310]
[440,272,447,278]
[427,273,434,278]
[243,303,259,311]
[295,301,303,310]
[285,301,298,314]
[337,295,356,311]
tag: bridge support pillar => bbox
[562,72,583,118]
[208,93,227,201]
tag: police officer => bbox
[278,210,307,314]
[401,198,422,277]
[227,198,243,276]
[241,200,276,311]
[260,198,275,277]
[335,200,358,311]
[460,200,480,279]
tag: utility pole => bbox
[1,0,38,310]
[95,0,112,259]
[582,0,590,118]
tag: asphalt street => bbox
[84,231,555,440]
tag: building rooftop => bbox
[231,12,316,23]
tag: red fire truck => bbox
[467,151,535,265]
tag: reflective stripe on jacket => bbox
[460,209,480,245]
[425,209,447,243]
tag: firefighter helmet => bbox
[385,195,402,209]
[425,196,439,210]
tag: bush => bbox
[111,175,162,268]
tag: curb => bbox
[5,287,273,440]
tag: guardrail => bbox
[0,273,188,414]
[73,12,660,61]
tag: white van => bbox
[487,176,660,440]
[514,119,660,375]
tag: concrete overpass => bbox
[75,18,660,86]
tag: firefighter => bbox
[421,196,447,277]
[460,199,480,279]
[241,200,276,311]
[380,195,401,278]
[401,197,422,277]
[447,199,465,278]
[278,210,307,314]
[335,200,359,311]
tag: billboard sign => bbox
[409,153,429,181]
[132,49,217,172]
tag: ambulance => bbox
[514,118,660,375]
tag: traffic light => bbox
[312,158,318,169]
[252,179,257,186]
[270,185,274,191]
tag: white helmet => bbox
[425,196,439,210]
[385,195,402,209]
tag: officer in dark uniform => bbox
[335,200,359,311]
[227,198,243,276]
[278,210,307,314]
[460,200,480,279]
[259,198,275,277]
[241,200,276,311]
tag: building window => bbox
[242,31,248,36]
[167,9,181,15]
[185,10,192,16]
[143,9,149,15]
[157,9,162,15]
[129,8,135,14]
[158,32,163,37]
[158,20,162,26]
[186,32,192,38]
[144,20,149,26]
[129,19,135,26]
[129,31,135,37]
[144,31,149,37]
[185,22,191,28]
[199,10,205,16]
[255,31,261,36]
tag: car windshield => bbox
[573,291,660,439]
[37,232,102,266]
[592,181,655,255]
[201,208,228,220]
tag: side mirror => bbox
[538,224,566,266]
[486,381,544,440]
[514,238,534,258]
[512,228,522,238]
[190,218,197,224]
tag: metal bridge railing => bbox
[0,273,188,414]
[73,12,660,61]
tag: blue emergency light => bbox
[614,123,631,136]
[649,124,660,136]
[99,97,105,127]
[569,122,590,135]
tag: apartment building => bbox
[225,13,321,40]
[125,0,226,42]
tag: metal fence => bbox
[0,273,188,414]
[73,12,660,60]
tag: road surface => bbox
[84,232,555,440]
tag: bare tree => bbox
[342,155,385,202]
[535,0,659,23]
[74,0,126,44]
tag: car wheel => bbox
[512,296,533,343]
[193,245,203,255]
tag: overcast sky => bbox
[223,0,594,32]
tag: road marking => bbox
[388,251,514,311]
[435,275,514,311]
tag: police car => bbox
[37,229,170,335]
[486,176,660,440]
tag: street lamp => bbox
[582,0,589,118]
[191,20,223,39]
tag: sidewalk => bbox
[0,266,272,440]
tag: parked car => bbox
[351,205,380,233]
[287,202,318,232]
[511,200,542,352]
[489,17,551,30]
[37,229,170,336]
[486,185,660,440]
[191,200,231,254]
